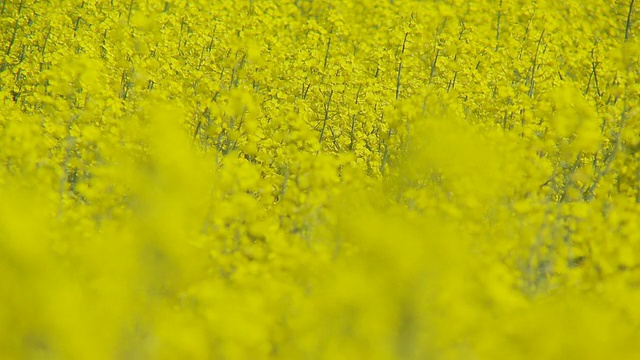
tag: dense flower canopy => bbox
[1,0,639,358]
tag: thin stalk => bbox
[319,89,333,143]
[625,0,635,41]
[349,84,362,150]
[429,49,439,84]
[127,0,134,25]
[330,125,341,151]
[396,32,409,100]
[5,18,19,57]
[349,114,357,151]
[42,27,52,56]
[528,28,545,98]
[380,129,392,175]
[591,60,602,97]
[323,35,332,71]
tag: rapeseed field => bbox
[1,0,639,358]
